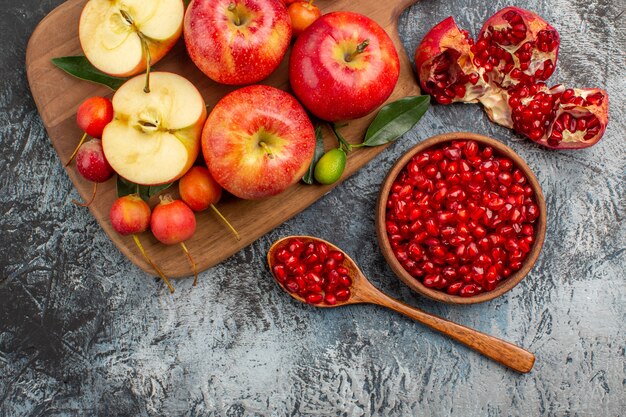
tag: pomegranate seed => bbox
[306,293,323,304]
[385,140,538,298]
[273,265,287,282]
[285,279,300,293]
[324,293,337,305]
[276,249,290,262]
[335,288,351,301]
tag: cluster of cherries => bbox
[272,238,352,305]
[385,140,539,297]
[68,96,240,293]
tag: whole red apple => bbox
[289,11,400,121]
[184,0,291,85]
[202,85,315,200]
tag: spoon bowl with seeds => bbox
[268,235,535,373]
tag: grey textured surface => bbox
[1,0,625,416]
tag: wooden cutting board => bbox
[26,0,421,278]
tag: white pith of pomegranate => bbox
[414,6,609,149]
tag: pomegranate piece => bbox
[475,7,559,88]
[414,7,608,149]
[385,140,540,297]
[504,84,609,149]
[271,238,353,305]
[414,17,487,104]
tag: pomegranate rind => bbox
[541,88,609,149]
[414,17,486,104]
[414,6,608,150]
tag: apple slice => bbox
[103,72,207,185]
[79,0,184,77]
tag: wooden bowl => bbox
[376,132,547,304]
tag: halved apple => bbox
[103,72,207,185]
[79,0,184,77]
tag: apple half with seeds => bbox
[79,0,184,77]
[103,72,207,185]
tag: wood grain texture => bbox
[25,0,421,278]
[376,132,547,304]
[268,236,535,372]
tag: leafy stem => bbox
[330,123,352,153]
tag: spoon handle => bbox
[365,290,535,373]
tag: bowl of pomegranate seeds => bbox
[376,132,547,304]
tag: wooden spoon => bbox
[268,236,535,373]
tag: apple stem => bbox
[139,34,152,93]
[345,39,370,62]
[120,9,152,93]
[210,204,241,241]
[180,242,198,286]
[228,3,241,26]
[259,141,275,159]
[65,132,88,167]
[71,182,97,207]
[132,234,175,293]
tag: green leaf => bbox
[184,0,191,6]
[302,125,326,184]
[148,183,173,198]
[117,176,138,198]
[52,56,128,90]
[116,176,172,201]
[362,96,430,147]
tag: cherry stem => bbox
[228,3,241,26]
[345,39,369,62]
[72,182,97,207]
[210,204,240,241]
[259,141,274,159]
[65,132,88,167]
[179,242,198,286]
[132,234,174,293]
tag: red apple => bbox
[184,0,291,85]
[202,85,315,200]
[289,11,400,121]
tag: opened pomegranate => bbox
[271,238,352,305]
[415,6,608,149]
[385,139,540,297]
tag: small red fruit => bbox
[151,197,197,245]
[110,195,151,236]
[179,166,240,240]
[77,96,114,138]
[75,139,114,183]
[72,139,114,207]
[67,96,114,166]
[179,166,221,211]
[109,195,174,293]
[288,1,321,37]
[151,196,198,285]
